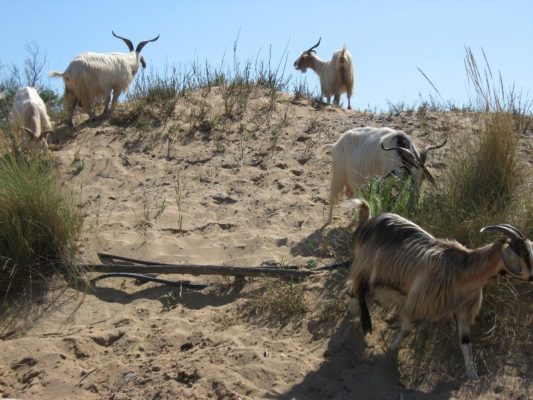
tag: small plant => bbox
[292,78,313,102]
[133,189,166,237]
[159,289,179,311]
[173,172,185,235]
[245,279,308,319]
[317,297,347,323]
[360,175,418,218]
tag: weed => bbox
[174,172,185,235]
[360,175,419,219]
[245,279,308,319]
[316,297,347,323]
[0,151,81,300]
[160,289,179,311]
[292,78,314,102]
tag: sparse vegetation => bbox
[245,278,308,320]
[0,37,531,397]
[0,150,82,301]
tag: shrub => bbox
[0,151,82,300]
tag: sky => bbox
[1,0,532,111]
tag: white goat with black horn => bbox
[294,38,354,109]
[347,199,533,379]
[49,31,159,127]
[319,127,446,225]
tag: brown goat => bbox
[347,199,533,379]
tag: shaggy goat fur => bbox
[318,126,445,225]
[49,32,158,127]
[347,199,533,379]
[11,86,53,149]
[294,38,354,109]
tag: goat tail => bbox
[341,198,371,224]
[48,71,64,78]
[316,143,334,158]
[337,47,349,86]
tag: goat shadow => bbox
[49,116,108,147]
[265,315,457,400]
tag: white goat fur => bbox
[11,86,53,149]
[319,127,423,225]
[294,45,354,109]
[50,51,141,126]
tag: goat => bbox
[49,31,159,127]
[318,126,446,226]
[294,38,354,109]
[11,86,53,149]
[347,199,533,379]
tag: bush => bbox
[0,151,82,300]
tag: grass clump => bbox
[0,151,82,300]
[416,48,531,245]
[245,279,308,319]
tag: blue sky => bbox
[1,0,532,110]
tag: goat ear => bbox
[140,55,147,69]
[502,244,522,276]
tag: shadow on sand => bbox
[88,277,245,310]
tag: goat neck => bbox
[457,239,507,288]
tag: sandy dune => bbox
[1,91,532,399]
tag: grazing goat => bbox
[294,38,354,109]
[11,86,53,149]
[49,31,159,127]
[319,126,446,225]
[347,199,533,379]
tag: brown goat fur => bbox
[347,199,532,379]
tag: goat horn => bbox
[423,137,447,153]
[22,127,38,140]
[381,142,418,168]
[480,224,523,240]
[381,141,436,185]
[136,34,160,53]
[307,37,321,53]
[112,31,134,51]
[495,224,525,239]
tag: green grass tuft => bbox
[0,151,82,300]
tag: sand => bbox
[1,91,532,399]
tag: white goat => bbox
[347,199,533,379]
[11,86,53,149]
[294,38,354,109]
[318,126,446,225]
[49,31,159,127]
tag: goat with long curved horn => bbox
[347,199,533,380]
[49,31,161,126]
[293,37,354,109]
[306,37,321,53]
